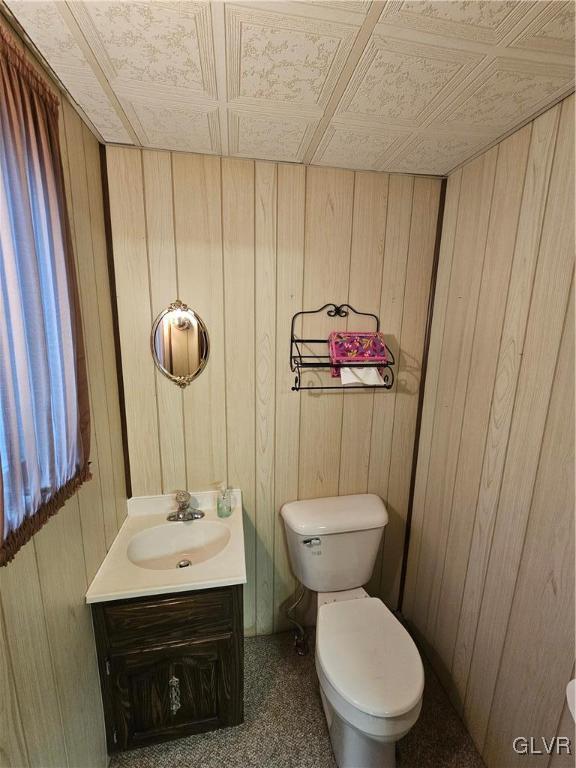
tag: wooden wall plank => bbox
[403,169,461,619]
[381,177,440,607]
[82,125,127,529]
[61,103,107,579]
[255,162,277,636]
[452,103,561,705]
[106,146,162,496]
[273,164,305,631]
[367,175,413,505]
[549,693,576,768]
[482,286,574,767]
[63,102,117,550]
[173,154,227,491]
[366,175,414,598]
[338,171,388,497]
[222,157,256,635]
[298,166,355,500]
[0,599,29,768]
[464,96,574,750]
[432,125,531,668]
[52,108,121,764]
[0,547,68,767]
[60,96,122,766]
[142,150,186,493]
[34,499,107,768]
[404,95,574,768]
[411,149,498,633]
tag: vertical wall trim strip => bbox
[398,177,447,614]
[99,143,132,498]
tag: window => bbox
[0,27,90,565]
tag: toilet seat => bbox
[316,597,424,739]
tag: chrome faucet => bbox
[167,490,205,522]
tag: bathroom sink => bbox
[127,520,231,570]
[86,489,245,603]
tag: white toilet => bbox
[281,493,424,768]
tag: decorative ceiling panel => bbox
[379,1,534,45]
[5,0,574,176]
[72,1,216,96]
[126,97,220,153]
[312,122,408,169]
[433,57,573,131]
[510,1,576,56]
[336,36,483,126]
[229,109,316,161]
[387,130,500,174]
[226,4,359,109]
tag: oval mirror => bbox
[151,300,209,388]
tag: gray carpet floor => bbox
[111,631,484,768]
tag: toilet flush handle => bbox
[302,537,321,547]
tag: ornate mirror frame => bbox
[150,299,210,388]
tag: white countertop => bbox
[86,489,246,604]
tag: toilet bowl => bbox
[316,593,423,768]
[281,494,424,768]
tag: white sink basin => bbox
[127,520,231,570]
[86,489,246,603]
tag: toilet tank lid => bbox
[280,494,388,536]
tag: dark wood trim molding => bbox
[398,177,448,614]
[99,143,132,498]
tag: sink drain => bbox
[176,559,191,568]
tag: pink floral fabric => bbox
[328,331,388,377]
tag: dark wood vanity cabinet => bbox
[91,585,243,752]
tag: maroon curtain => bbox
[0,25,90,565]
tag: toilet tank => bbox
[281,494,388,592]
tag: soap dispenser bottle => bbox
[217,483,233,518]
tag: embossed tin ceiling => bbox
[5,0,575,174]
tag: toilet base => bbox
[320,688,396,768]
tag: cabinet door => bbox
[109,636,242,750]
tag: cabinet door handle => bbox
[169,675,181,716]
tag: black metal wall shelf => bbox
[290,303,395,392]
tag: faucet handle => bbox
[175,490,191,506]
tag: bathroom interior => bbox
[0,1,574,767]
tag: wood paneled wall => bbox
[0,21,125,767]
[105,147,442,635]
[404,95,575,767]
